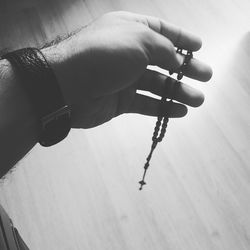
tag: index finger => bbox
[139,14,202,51]
[117,12,202,51]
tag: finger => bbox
[144,16,202,51]
[137,70,204,107]
[173,56,213,82]
[117,11,202,51]
[145,31,183,70]
[127,93,188,118]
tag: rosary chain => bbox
[139,48,193,190]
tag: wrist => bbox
[41,44,70,104]
[2,48,71,146]
[41,34,92,128]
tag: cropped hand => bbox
[44,11,212,128]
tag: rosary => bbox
[139,48,193,190]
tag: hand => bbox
[44,11,212,128]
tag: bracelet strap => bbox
[2,48,71,147]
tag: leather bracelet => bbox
[1,48,71,147]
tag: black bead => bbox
[177,48,183,54]
[177,72,183,80]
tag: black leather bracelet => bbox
[2,48,71,147]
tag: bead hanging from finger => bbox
[138,48,193,190]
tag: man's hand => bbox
[43,11,212,128]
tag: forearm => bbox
[0,59,39,178]
[0,39,81,177]
[0,37,82,177]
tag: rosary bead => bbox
[177,72,183,80]
[156,120,161,127]
[177,48,183,54]
[187,51,193,58]
[144,162,150,169]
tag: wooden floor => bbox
[0,0,250,249]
